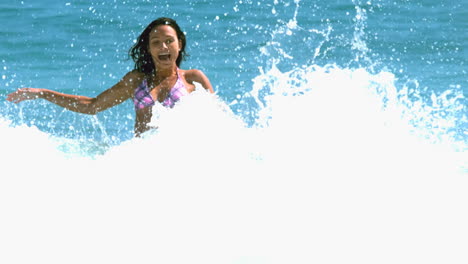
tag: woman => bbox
[6,17,214,136]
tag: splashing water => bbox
[1,62,467,263]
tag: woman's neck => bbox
[148,66,177,87]
[154,66,177,79]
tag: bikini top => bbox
[133,69,189,110]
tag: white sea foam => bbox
[0,64,466,264]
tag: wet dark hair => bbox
[129,17,187,75]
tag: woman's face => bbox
[148,25,181,69]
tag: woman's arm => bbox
[185,69,214,93]
[6,71,141,115]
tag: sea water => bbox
[0,0,467,263]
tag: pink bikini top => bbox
[133,69,189,110]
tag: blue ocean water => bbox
[1,0,467,263]
[1,0,466,146]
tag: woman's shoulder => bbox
[180,69,206,81]
[181,68,204,75]
[179,68,214,93]
[121,70,146,86]
[125,70,146,80]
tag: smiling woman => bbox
[6,17,214,136]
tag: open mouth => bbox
[158,53,171,61]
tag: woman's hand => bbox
[6,88,44,103]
